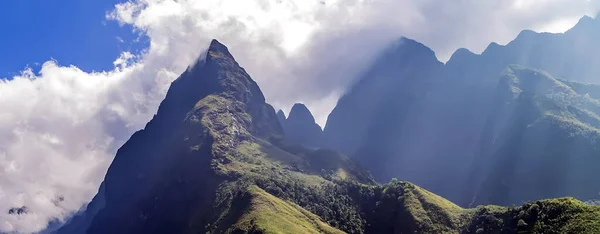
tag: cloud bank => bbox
[0,0,598,232]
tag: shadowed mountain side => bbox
[469,66,600,206]
[279,103,324,148]
[323,14,600,207]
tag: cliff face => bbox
[324,37,444,157]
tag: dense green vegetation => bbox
[209,177,600,234]
[354,180,600,234]
[218,186,344,234]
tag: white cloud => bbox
[0,59,177,233]
[0,0,598,232]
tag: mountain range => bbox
[324,14,600,207]
[52,14,600,234]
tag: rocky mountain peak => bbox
[566,14,600,35]
[280,103,323,148]
[149,38,280,138]
[383,37,440,66]
[276,109,286,125]
[208,39,231,55]
[288,103,317,124]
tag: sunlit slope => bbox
[364,181,600,234]
[220,186,345,234]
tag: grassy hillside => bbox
[360,180,600,234]
[466,197,600,233]
[223,186,344,234]
[203,178,600,234]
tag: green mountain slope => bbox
[218,185,344,234]
[361,181,600,234]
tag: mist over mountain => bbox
[323,14,600,207]
[43,13,600,234]
[51,22,600,232]
[471,65,600,205]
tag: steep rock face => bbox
[54,183,105,234]
[324,37,443,156]
[280,103,323,148]
[324,38,445,187]
[323,14,600,206]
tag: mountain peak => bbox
[368,36,441,71]
[276,109,286,128]
[447,47,477,66]
[395,37,438,60]
[398,37,427,48]
[288,103,316,123]
[482,41,503,55]
[281,103,323,147]
[567,14,600,35]
[482,29,542,56]
[142,38,280,142]
[276,109,286,119]
[207,39,234,59]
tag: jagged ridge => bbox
[322,14,600,207]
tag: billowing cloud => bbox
[108,0,600,124]
[0,57,178,233]
[0,0,598,232]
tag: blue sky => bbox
[0,0,147,78]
